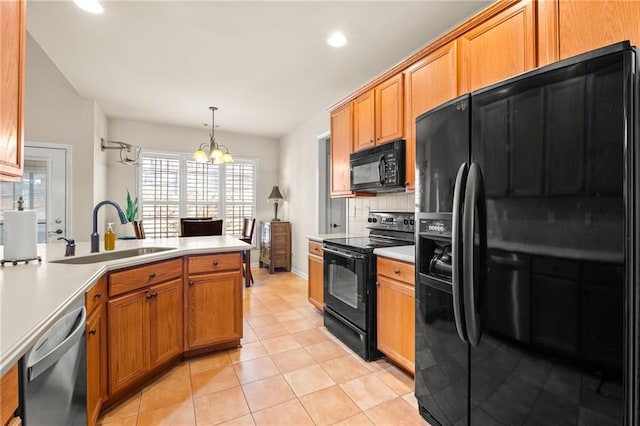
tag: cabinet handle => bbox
[376,281,380,287]
[93,293,102,299]
[393,269,401,274]
[88,329,97,335]
[376,137,380,141]
[213,261,219,267]
[149,272,157,279]
[189,280,195,286]
[146,293,154,299]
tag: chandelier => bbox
[193,106,233,164]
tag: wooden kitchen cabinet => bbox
[376,256,415,374]
[538,0,640,66]
[353,74,404,152]
[186,253,243,351]
[107,259,183,395]
[86,277,107,426]
[1,364,19,426]
[404,41,459,190]
[330,103,354,197]
[458,0,536,93]
[0,0,25,182]
[259,221,291,273]
[307,241,324,311]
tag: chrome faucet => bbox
[91,201,128,253]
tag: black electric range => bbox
[323,211,415,361]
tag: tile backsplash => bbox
[348,192,415,234]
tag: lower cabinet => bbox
[376,256,415,374]
[1,364,19,426]
[86,277,107,426]
[108,278,183,395]
[307,241,323,311]
[186,253,243,351]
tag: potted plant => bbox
[120,189,139,238]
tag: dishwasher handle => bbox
[27,305,86,381]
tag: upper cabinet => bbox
[330,103,354,197]
[404,41,459,190]
[538,0,640,66]
[0,0,26,182]
[458,0,536,93]
[353,74,404,152]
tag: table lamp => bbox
[268,185,284,221]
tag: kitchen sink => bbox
[50,247,176,264]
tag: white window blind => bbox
[139,151,257,240]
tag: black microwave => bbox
[350,139,406,193]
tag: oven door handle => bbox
[323,247,367,260]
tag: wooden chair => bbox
[180,218,223,237]
[239,218,256,286]
[133,220,145,239]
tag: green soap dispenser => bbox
[105,222,116,251]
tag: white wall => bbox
[24,34,107,241]
[278,110,330,276]
[105,119,280,250]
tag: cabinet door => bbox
[377,276,415,373]
[550,0,640,62]
[148,279,183,367]
[353,90,375,152]
[86,303,107,426]
[459,0,535,93]
[308,252,323,311]
[187,271,242,349]
[330,103,353,197]
[108,290,149,394]
[404,41,458,190]
[375,74,404,145]
[0,0,25,182]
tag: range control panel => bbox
[367,212,415,233]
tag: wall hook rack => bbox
[101,138,141,166]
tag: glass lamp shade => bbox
[193,149,208,163]
[210,148,224,161]
[222,152,233,163]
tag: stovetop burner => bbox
[323,236,410,252]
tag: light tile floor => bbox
[98,268,429,426]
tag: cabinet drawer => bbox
[109,258,182,296]
[308,241,323,257]
[188,252,242,274]
[377,257,414,285]
[86,276,107,314]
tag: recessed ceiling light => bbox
[327,32,348,48]
[73,0,104,14]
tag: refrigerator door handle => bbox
[462,162,487,347]
[451,162,469,343]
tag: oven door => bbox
[323,245,368,330]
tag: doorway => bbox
[318,134,346,234]
[0,143,70,244]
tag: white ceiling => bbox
[27,0,491,139]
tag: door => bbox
[322,245,368,330]
[148,279,183,367]
[466,47,629,425]
[86,303,106,426]
[0,144,69,243]
[108,290,149,394]
[318,136,346,234]
[186,271,242,349]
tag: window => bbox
[139,151,257,241]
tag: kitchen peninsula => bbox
[0,236,249,422]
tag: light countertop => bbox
[0,236,249,375]
[306,233,366,242]
[373,245,415,264]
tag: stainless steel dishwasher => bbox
[21,297,87,426]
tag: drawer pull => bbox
[213,261,219,267]
[146,293,153,299]
[93,293,102,299]
[88,329,97,335]
[393,269,401,274]
[189,280,195,286]
[149,272,157,279]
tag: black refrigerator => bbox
[414,42,639,426]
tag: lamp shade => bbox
[268,186,284,201]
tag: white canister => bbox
[3,209,38,261]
